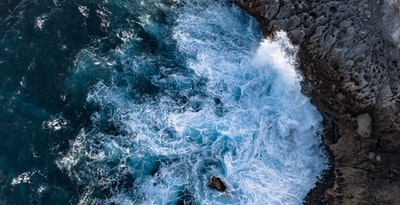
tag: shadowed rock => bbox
[235,0,400,204]
[208,176,227,192]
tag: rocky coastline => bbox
[235,0,400,204]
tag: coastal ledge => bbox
[235,0,400,204]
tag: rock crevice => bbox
[236,0,400,204]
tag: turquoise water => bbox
[0,0,327,204]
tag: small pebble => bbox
[368,152,375,159]
[376,155,381,162]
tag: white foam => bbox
[78,5,89,18]
[57,0,327,204]
[11,170,45,186]
[11,172,32,185]
[253,31,300,88]
[35,15,47,30]
[42,114,68,131]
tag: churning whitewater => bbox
[53,0,328,204]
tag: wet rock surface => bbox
[236,0,400,204]
[208,176,227,192]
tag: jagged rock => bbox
[236,0,400,204]
[208,176,227,192]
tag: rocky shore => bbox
[235,0,400,204]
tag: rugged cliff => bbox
[235,0,400,204]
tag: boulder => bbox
[208,176,227,192]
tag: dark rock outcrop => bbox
[235,0,400,204]
[208,176,227,192]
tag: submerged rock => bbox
[236,0,400,204]
[208,176,227,192]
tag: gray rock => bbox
[356,113,372,138]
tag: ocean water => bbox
[0,0,328,204]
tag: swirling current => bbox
[0,0,328,204]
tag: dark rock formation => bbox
[208,176,227,192]
[235,0,400,204]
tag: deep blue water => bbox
[0,0,328,204]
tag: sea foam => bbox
[57,0,328,204]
